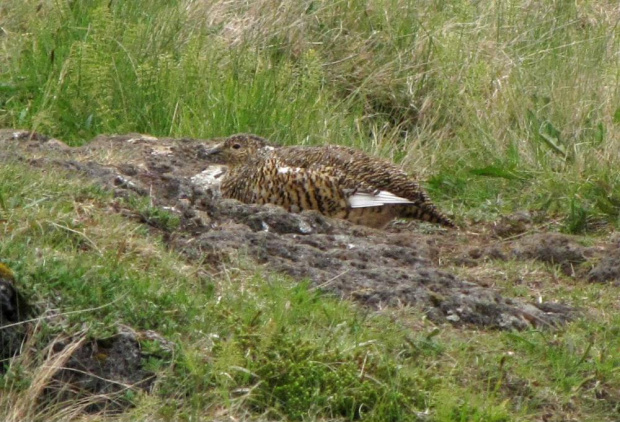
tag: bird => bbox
[203,134,456,229]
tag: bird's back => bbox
[222,154,352,217]
[270,145,455,227]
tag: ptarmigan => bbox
[204,134,456,229]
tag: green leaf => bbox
[539,131,566,156]
[594,122,605,146]
[613,107,620,124]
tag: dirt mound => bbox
[512,233,592,276]
[43,328,167,414]
[172,200,569,329]
[0,130,591,331]
[588,242,620,283]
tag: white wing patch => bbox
[348,190,413,208]
[277,166,302,175]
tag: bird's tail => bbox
[400,203,457,228]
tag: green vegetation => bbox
[1,1,619,421]
[1,0,619,229]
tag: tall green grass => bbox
[0,1,358,144]
[2,1,617,146]
[0,1,619,226]
[0,0,620,231]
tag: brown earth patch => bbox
[41,327,169,414]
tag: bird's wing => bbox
[274,145,357,169]
[347,190,413,208]
[282,162,412,209]
[270,159,413,209]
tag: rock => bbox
[0,265,32,370]
[588,249,620,283]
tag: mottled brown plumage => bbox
[205,134,456,228]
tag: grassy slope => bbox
[0,1,619,421]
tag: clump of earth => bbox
[1,129,618,410]
[41,327,170,414]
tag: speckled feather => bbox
[206,134,456,228]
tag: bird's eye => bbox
[232,143,241,150]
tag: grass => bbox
[0,161,618,420]
[0,0,619,420]
[1,0,619,229]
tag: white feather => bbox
[348,190,413,208]
[277,166,301,174]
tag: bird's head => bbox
[204,134,270,166]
